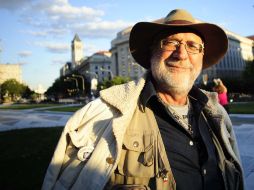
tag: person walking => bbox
[42,9,244,190]
[213,78,229,113]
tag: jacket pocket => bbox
[117,133,155,178]
[224,159,240,190]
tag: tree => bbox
[45,76,79,100]
[0,79,27,101]
[98,76,131,90]
[243,59,254,93]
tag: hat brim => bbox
[129,22,228,69]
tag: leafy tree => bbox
[0,79,27,101]
[98,76,131,90]
[45,74,88,100]
[45,77,70,100]
[22,85,34,99]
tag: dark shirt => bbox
[139,77,224,190]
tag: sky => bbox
[0,0,253,91]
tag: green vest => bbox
[106,105,176,190]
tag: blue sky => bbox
[0,0,253,90]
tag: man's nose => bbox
[172,43,188,60]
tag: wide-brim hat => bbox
[129,9,228,69]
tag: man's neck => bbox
[157,91,188,106]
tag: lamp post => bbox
[64,77,79,92]
[72,74,85,96]
[85,71,98,95]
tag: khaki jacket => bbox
[42,75,243,190]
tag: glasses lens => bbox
[186,41,203,53]
[161,40,178,51]
[161,40,204,54]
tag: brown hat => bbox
[129,9,228,69]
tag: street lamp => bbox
[72,74,85,95]
[85,71,98,96]
[64,77,79,92]
[100,68,114,80]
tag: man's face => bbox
[151,32,204,95]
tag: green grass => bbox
[0,127,63,190]
[45,105,83,112]
[229,102,254,114]
[0,104,60,110]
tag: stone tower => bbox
[71,34,84,67]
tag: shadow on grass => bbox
[0,127,63,190]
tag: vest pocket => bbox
[117,133,155,178]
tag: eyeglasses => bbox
[160,39,204,54]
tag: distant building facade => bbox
[60,34,112,83]
[77,51,112,82]
[199,31,254,83]
[0,63,22,84]
[110,27,146,80]
[110,20,254,84]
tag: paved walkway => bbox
[0,106,253,190]
[0,105,74,132]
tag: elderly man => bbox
[42,9,244,190]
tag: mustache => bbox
[165,61,193,69]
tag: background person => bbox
[42,9,244,190]
[213,78,229,113]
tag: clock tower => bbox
[71,34,84,67]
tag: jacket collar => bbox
[99,72,221,117]
[99,74,146,114]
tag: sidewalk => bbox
[234,124,254,190]
[0,109,72,132]
[0,108,253,189]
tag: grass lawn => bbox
[229,102,254,114]
[0,104,60,110]
[45,102,254,114]
[0,127,63,190]
[45,105,84,112]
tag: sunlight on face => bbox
[151,32,203,95]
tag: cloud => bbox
[72,20,134,38]
[5,0,132,39]
[83,44,101,56]
[34,41,70,54]
[0,0,33,11]
[18,50,32,57]
[22,28,68,37]
[51,58,67,65]
[26,0,104,27]
[46,1,104,20]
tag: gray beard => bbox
[151,58,201,96]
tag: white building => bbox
[110,27,146,80]
[200,30,254,83]
[60,34,112,84]
[0,63,22,84]
[77,51,112,83]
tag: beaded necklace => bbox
[158,96,194,135]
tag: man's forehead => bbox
[164,32,203,41]
[154,29,204,43]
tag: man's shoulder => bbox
[99,77,147,114]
